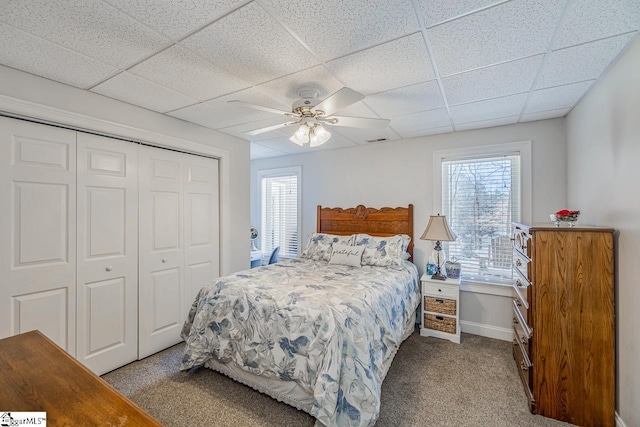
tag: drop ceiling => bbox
[0,0,638,159]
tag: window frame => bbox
[433,141,532,296]
[256,166,302,259]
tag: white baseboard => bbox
[616,412,627,427]
[460,320,513,342]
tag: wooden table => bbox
[0,330,162,426]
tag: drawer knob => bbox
[513,317,519,325]
[515,299,522,307]
[520,361,529,371]
[162,258,168,263]
[105,266,112,272]
[438,289,442,292]
[516,279,523,287]
[515,259,522,267]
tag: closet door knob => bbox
[106,266,113,272]
[162,258,168,263]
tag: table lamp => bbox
[420,214,456,280]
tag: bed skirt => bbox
[203,314,417,426]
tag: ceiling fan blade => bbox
[243,121,300,136]
[228,100,296,117]
[323,116,391,129]
[313,88,365,117]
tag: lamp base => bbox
[430,272,447,281]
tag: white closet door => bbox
[76,133,138,374]
[138,146,186,358]
[0,117,77,353]
[183,154,219,314]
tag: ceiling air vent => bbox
[366,138,388,143]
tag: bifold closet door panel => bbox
[183,154,219,314]
[76,133,138,375]
[0,116,77,353]
[138,146,186,358]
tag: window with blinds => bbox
[441,153,521,284]
[259,168,300,259]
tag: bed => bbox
[180,205,419,427]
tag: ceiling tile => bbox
[416,125,454,137]
[182,2,317,85]
[456,115,519,131]
[365,81,445,118]
[311,132,358,151]
[526,80,594,114]
[255,136,312,154]
[91,72,197,113]
[443,55,543,106]
[256,65,343,106]
[428,0,566,76]
[326,33,435,95]
[0,23,118,89]
[521,108,571,122]
[536,33,634,89]
[418,0,505,27]
[129,45,250,101]
[103,0,247,40]
[219,116,297,141]
[331,126,400,145]
[259,0,419,61]
[169,87,291,129]
[251,142,287,159]
[390,108,452,138]
[449,93,528,125]
[0,0,169,68]
[553,0,640,49]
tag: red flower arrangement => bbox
[555,209,580,221]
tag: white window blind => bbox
[260,171,299,259]
[441,153,521,284]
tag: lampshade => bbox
[289,123,310,146]
[420,214,456,242]
[309,124,331,147]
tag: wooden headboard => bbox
[316,204,414,260]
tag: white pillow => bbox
[302,233,355,261]
[329,244,364,267]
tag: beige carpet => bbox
[102,332,573,427]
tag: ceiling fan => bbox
[228,87,390,147]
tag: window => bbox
[434,142,531,286]
[258,167,301,259]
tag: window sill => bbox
[459,279,514,297]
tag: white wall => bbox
[566,35,640,427]
[251,118,567,335]
[0,65,250,274]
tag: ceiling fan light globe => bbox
[289,124,310,146]
[310,124,331,147]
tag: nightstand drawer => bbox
[424,283,457,298]
[424,314,457,334]
[425,296,457,315]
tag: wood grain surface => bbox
[317,204,414,260]
[0,330,162,426]
[520,226,615,427]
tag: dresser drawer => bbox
[424,296,457,315]
[424,283,457,298]
[512,225,531,258]
[514,266,531,293]
[424,314,456,334]
[513,248,530,280]
[513,297,528,325]
[512,305,532,340]
[513,328,534,411]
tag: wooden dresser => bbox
[511,223,615,427]
[0,330,162,426]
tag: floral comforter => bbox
[180,258,420,427]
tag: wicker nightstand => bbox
[420,274,461,344]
